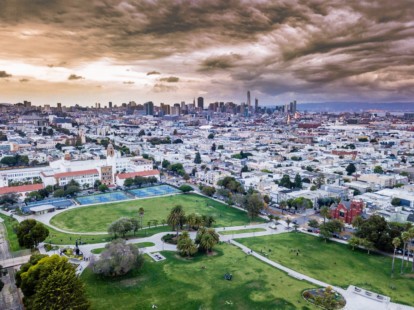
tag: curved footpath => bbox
[3,207,412,310]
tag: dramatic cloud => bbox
[159,76,180,83]
[0,71,12,78]
[0,0,413,105]
[68,74,84,81]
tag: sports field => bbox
[51,194,264,233]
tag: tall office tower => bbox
[108,101,113,109]
[289,100,297,114]
[247,91,251,109]
[255,98,258,112]
[240,102,246,116]
[173,103,181,115]
[197,97,204,110]
[144,101,154,115]
[57,102,62,110]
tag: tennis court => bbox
[128,185,180,198]
[76,191,131,205]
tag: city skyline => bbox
[1,1,414,106]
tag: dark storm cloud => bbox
[0,71,12,78]
[1,0,414,102]
[68,74,84,80]
[199,54,242,72]
[159,76,179,83]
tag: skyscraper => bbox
[108,101,113,109]
[197,97,204,110]
[247,91,251,109]
[144,101,154,115]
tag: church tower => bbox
[107,143,115,158]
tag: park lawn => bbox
[45,224,170,246]
[0,213,23,252]
[91,242,155,254]
[219,228,266,235]
[50,194,263,233]
[237,233,414,306]
[82,243,317,310]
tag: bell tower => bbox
[107,143,115,158]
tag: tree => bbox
[293,173,302,189]
[124,178,134,188]
[16,220,49,249]
[245,193,264,219]
[392,237,401,277]
[320,206,330,224]
[108,217,136,238]
[391,198,401,206]
[179,185,193,193]
[138,129,146,136]
[162,159,170,169]
[98,184,109,192]
[351,215,364,229]
[401,231,410,274]
[194,152,202,164]
[279,174,293,189]
[0,193,18,206]
[241,165,249,173]
[17,254,89,310]
[53,188,65,197]
[314,174,325,189]
[279,200,287,214]
[196,228,219,254]
[308,219,319,229]
[177,231,197,258]
[91,239,144,277]
[167,205,186,236]
[374,165,384,174]
[211,143,216,152]
[202,185,216,197]
[94,180,102,189]
[285,218,292,230]
[207,133,214,139]
[348,236,361,251]
[346,163,356,176]
[0,265,6,292]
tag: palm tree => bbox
[320,206,329,225]
[138,207,145,230]
[196,228,219,254]
[392,237,401,277]
[152,219,159,227]
[285,218,292,230]
[177,231,197,258]
[147,221,152,229]
[279,200,287,214]
[167,205,185,236]
[186,213,197,230]
[401,231,410,274]
[409,227,414,272]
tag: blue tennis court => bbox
[76,191,130,205]
[128,185,180,198]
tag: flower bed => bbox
[302,286,345,310]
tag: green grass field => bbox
[45,225,170,245]
[237,233,414,306]
[51,194,262,233]
[91,242,155,254]
[0,213,22,252]
[82,243,317,310]
[219,228,266,235]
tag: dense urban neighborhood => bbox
[0,100,414,309]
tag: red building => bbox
[330,200,364,224]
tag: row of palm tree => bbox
[392,227,414,277]
[167,205,215,236]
